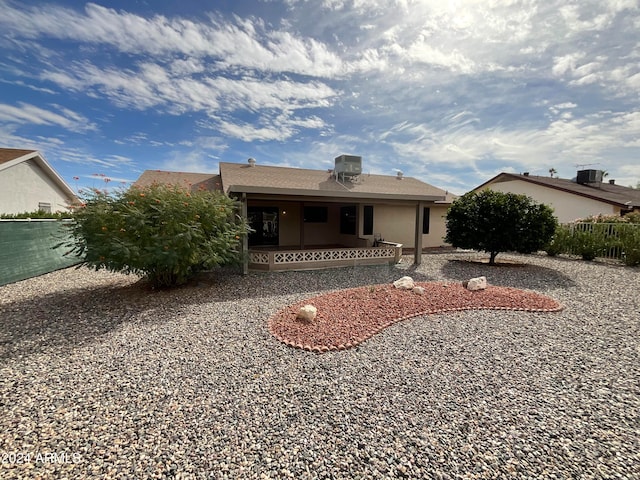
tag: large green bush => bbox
[62,184,249,287]
[445,190,558,264]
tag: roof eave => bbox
[226,185,445,202]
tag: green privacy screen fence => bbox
[0,220,82,286]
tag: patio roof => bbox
[219,162,448,202]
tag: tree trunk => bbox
[489,251,498,265]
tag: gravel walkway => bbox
[1,253,638,479]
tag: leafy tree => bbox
[61,184,249,287]
[445,189,558,264]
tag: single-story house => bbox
[0,148,78,215]
[474,170,640,224]
[135,156,454,272]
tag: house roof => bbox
[0,148,78,203]
[476,172,640,209]
[0,148,37,164]
[134,170,223,192]
[218,162,448,202]
[134,162,450,203]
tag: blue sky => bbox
[1,0,639,195]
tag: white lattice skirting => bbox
[248,247,399,268]
[249,252,270,264]
[273,248,395,264]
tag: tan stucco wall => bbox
[0,161,73,214]
[367,203,449,248]
[305,204,342,246]
[480,180,617,223]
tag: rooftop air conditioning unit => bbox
[334,155,362,180]
[576,169,603,184]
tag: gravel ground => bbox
[269,283,562,352]
[0,252,638,479]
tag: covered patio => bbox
[219,160,451,273]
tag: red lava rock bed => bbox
[268,282,563,352]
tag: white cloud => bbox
[0,102,96,132]
[381,109,640,179]
[0,2,345,77]
[160,150,221,173]
[40,61,337,116]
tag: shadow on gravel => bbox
[440,259,576,290]
[200,263,435,302]
[0,263,432,360]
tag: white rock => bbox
[393,276,415,290]
[413,286,425,295]
[466,276,487,291]
[297,305,317,322]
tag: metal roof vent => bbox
[397,171,404,179]
[248,157,256,167]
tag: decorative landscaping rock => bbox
[466,276,487,291]
[297,304,317,322]
[413,286,425,295]
[393,276,415,290]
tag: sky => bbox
[1,0,639,195]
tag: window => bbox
[363,205,374,235]
[303,206,328,223]
[38,202,52,213]
[340,205,357,235]
[422,207,431,234]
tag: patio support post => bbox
[414,202,424,265]
[241,193,248,275]
[300,201,305,250]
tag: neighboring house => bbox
[474,170,640,224]
[135,157,454,271]
[0,148,78,215]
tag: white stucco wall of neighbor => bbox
[0,160,73,215]
[481,180,617,224]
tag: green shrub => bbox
[570,224,608,261]
[544,224,571,257]
[619,224,640,266]
[0,210,71,220]
[623,211,640,224]
[445,190,557,264]
[61,184,250,287]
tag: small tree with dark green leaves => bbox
[445,190,558,264]
[62,184,249,287]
